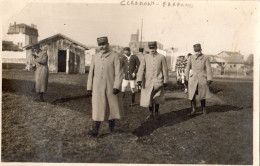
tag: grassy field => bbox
[2,70,253,164]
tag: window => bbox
[230,65,232,68]
[234,64,236,67]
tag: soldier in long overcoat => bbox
[32,45,49,102]
[87,37,123,136]
[137,42,168,120]
[185,44,213,115]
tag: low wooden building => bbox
[24,33,88,74]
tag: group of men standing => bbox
[86,37,169,136]
[30,36,213,137]
[86,36,213,137]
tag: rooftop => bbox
[24,33,89,50]
[7,22,38,36]
[2,40,23,52]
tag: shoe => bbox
[88,122,101,137]
[109,120,115,133]
[34,98,44,102]
[202,107,207,115]
[188,101,196,116]
[189,109,196,115]
[88,129,98,137]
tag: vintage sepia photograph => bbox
[1,0,259,165]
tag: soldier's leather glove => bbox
[207,80,213,85]
[163,83,168,87]
[137,81,142,86]
[87,90,92,96]
[113,88,120,95]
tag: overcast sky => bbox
[1,0,259,56]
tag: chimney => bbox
[31,24,34,28]
[14,22,16,26]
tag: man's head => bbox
[193,44,202,53]
[148,41,157,54]
[139,48,144,53]
[187,53,192,57]
[32,45,41,54]
[123,47,131,56]
[97,37,109,52]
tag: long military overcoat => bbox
[34,51,49,93]
[87,50,123,121]
[185,54,213,100]
[137,52,168,107]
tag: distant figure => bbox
[137,41,168,120]
[87,37,123,137]
[135,48,145,92]
[185,44,213,115]
[32,45,49,102]
[184,53,192,93]
[121,47,140,106]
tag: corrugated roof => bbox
[2,40,23,52]
[7,23,38,36]
[24,33,89,50]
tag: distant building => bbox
[7,22,38,48]
[2,40,26,64]
[2,40,23,52]
[24,33,88,74]
[129,30,163,53]
[210,51,245,75]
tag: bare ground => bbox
[1,70,253,164]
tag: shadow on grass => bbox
[2,78,90,103]
[132,105,240,137]
[52,94,91,104]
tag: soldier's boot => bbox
[201,99,207,115]
[88,121,101,137]
[108,119,115,133]
[146,105,154,120]
[155,104,160,119]
[35,92,44,102]
[39,92,44,102]
[130,92,135,106]
[190,98,197,115]
[122,92,126,98]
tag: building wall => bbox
[85,48,96,66]
[7,33,38,48]
[25,35,38,46]
[2,51,26,63]
[7,33,26,48]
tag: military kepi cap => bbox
[193,43,201,48]
[97,37,108,46]
[32,44,40,50]
[139,48,144,52]
[123,47,130,51]
[148,41,157,49]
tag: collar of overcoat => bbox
[195,53,204,60]
[100,50,112,58]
